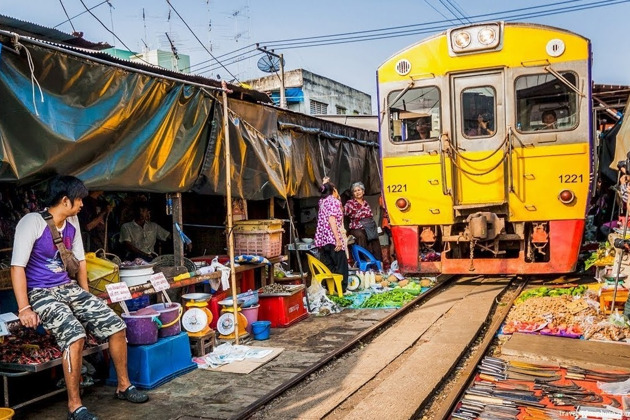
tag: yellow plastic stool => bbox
[306,254,344,297]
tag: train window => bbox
[515,72,578,133]
[461,87,496,138]
[387,86,441,143]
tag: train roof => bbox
[378,21,590,71]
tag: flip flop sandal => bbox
[68,406,99,420]
[114,385,149,403]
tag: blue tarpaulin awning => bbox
[270,87,304,104]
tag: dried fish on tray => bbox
[0,326,105,372]
[258,284,304,296]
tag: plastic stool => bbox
[351,245,383,272]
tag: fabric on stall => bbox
[193,102,287,200]
[0,37,379,199]
[0,42,213,191]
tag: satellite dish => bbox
[257,54,284,73]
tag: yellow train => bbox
[378,22,593,274]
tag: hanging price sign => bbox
[150,272,170,292]
[105,282,132,303]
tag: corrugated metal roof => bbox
[0,14,272,104]
[0,14,111,50]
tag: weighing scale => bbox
[217,299,248,340]
[182,296,214,337]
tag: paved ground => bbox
[13,307,394,420]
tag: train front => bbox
[377,22,592,274]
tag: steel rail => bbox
[428,276,528,419]
[230,274,461,420]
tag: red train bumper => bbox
[392,219,584,275]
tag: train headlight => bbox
[558,189,576,204]
[448,23,502,55]
[478,28,496,45]
[395,197,410,212]
[453,31,471,49]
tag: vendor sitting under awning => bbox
[119,203,171,261]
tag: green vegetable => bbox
[329,295,353,307]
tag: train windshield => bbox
[461,86,496,139]
[387,86,441,143]
[515,72,578,132]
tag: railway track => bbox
[237,275,527,420]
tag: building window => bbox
[336,105,347,115]
[310,100,328,115]
[352,110,360,115]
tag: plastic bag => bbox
[597,378,630,395]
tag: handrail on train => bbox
[439,133,452,197]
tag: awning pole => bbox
[222,81,240,345]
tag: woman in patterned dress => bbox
[314,181,348,291]
[344,182,383,262]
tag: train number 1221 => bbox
[558,174,583,183]
[386,184,407,192]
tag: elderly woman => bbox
[344,182,383,262]
[314,181,348,290]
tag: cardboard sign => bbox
[150,272,170,292]
[105,282,132,303]
[0,313,18,336]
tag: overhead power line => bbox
[54,0,109,28]
[165,0,239,82]
[188,0,629,77]
[57,0,77,33]
[258,0,627,49]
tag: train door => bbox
[450,72,506,206]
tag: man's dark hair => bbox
[542,110,557,120]
[46,175,88,207]
[133,202,150,219]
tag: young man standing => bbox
[11,176,148,420]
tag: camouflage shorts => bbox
[28,282,126,351]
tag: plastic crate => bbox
[233,219,284,258]
[234,229,283,257]
[107,332,196,390]
[258,289,308,328]
[233,219,283,233]
[86,252,119,295]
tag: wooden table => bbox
[98,255,287,303]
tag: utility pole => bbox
[256,45,286,108]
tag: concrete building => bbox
[104,48,191,74]
[245,69,372,115]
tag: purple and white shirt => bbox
[314,195,344,248]
[11,212,85,290]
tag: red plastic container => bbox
[209,290,227,330]
[258,289,308,328]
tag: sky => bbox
[1,0,629,113]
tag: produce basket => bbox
[152,254,196,278]
[233,219,284,258]
[86,252,119,295]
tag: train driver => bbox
[538,110,558,130]
[408,118,431,140]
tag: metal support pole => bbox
[279,53,286,109]
[172,192,183,267]
[222,82,240,345]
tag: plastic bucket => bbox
[241,304,260,334]
[148,303,182,338]
[0,408,14,419]
[121,312,160,345]
[251,320,271,340]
